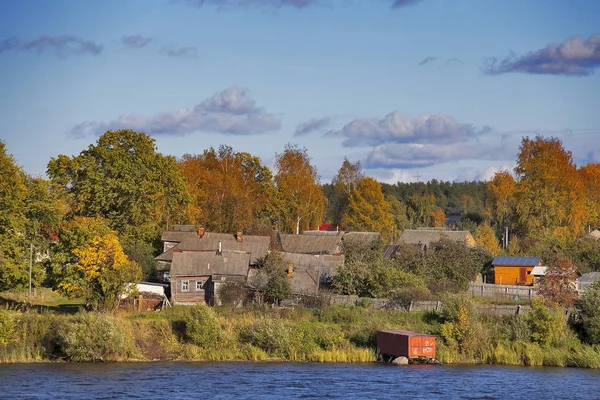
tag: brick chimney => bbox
[236,232,243,242]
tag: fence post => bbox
[436,301,442,312]
[408,301,413,312]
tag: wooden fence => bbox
[468,283,537,300]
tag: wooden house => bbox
[492,256,541,286]
[279,252,344,295]
[170,249,251,305]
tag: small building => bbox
[399,229,475,251]
[492,256,541,286]
[577,272,600,294]
[376,330,436,361]
[170,249,251,305]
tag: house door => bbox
[519,268,527,284]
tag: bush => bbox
[0,311,15,346]
[524,298,568,346]
[238,316,292,356]
[573,280,600,344]
[182,305,221,348]
[55,312,130,361]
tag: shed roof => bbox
[399,229,474,247]
[170,249,250,277]
[492,256,541,266]
[531,266,547,276]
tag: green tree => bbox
[385,194,410,242]
[252,252,292,304]
[274,144,326,234]
[573,280,600,344]
[47,130,189,245]
[406,194,437,227]
[341,177,395,242]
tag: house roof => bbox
[161,230,199,243]
[280,252,344,294]
[342,231,381,247]
[577,272,600,283]
[279,233,341,255]
[160,232,269,265]
[492,256,541,266]
[399,229,475,248]
[170,249,250,277]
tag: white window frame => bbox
[196,280,203,290]
[181,280,189,292]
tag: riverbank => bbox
[2,301,600,368]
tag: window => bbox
[196,280,204,290]
[181,280,189,292]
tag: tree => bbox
[251,252,292,304]
[340,177,395,242]
[514,136,587,241]
[179,146,275,233]
[486,170,516,232]
[538,257,579,308]
[430,208,447,227]
[579,163,600,228]
[57,233,141,311]
[274,144,326,234]
[330,158,364,226]
[573,280,600,344]
[47,130,189,245]
[474,223,501,255]
[406,194,437,227]
[385,194,410,242]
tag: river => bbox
[1,362,600,399]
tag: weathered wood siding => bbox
[172,276,209,305]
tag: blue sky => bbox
[1,0,599,183]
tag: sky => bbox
[1,0,599,184]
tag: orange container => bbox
[377,330,436,359]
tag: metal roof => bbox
[492,256,541,266]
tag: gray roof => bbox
[492,256,541,266]
[399,229,474,248]
[578,272,600,283]
[383,244,401,259]
[170,249,250,277]
[279,234,342,255]
[156,247,175,262]
[161,230,199,243]
[160,232,269,265]
[342,232,381,247]
[280,252,345,294]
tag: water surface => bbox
[1,362,599,399]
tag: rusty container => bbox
[377,330,436,359]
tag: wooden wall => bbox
[494,266,535,286]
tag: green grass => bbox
[0,288,84,312]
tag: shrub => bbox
[238,316,292,356]
[0,311,15,346]
[182,305,221,348]
[524,298,568,346]
[55,312,130,361]
[573,279,600,344]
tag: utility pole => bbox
[29,241,33,297]
[415,172,421,183]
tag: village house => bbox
[170,248,251,305]
[492,256,542,286]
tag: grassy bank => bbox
[2,296,600,367]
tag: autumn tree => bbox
[385,194,410,242]
[274,144,326,234]
[57,233,141,311]
[330,158,364,226]
[430,208,447,227]
[538,257,579,308]
[485,170,516,232]
[341,177,395,242]
[579,163,600,229]
[513,136,587,242]
[474,222,501,255]
[180,146,276,233]
[47,130,189,245]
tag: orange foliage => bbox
[430,209,447,227]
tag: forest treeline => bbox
[1,130,600,305]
